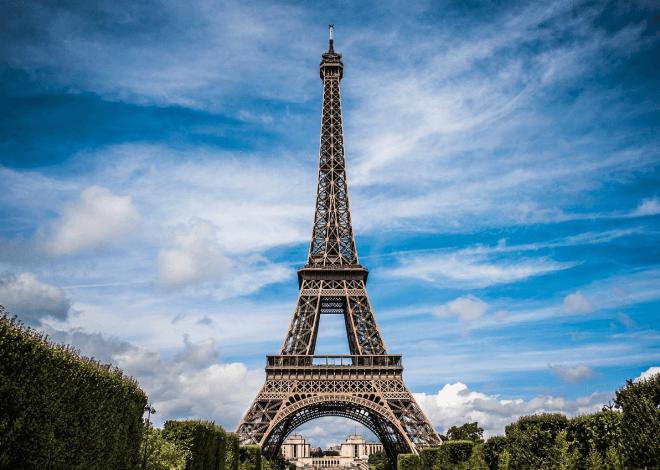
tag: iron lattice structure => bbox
[236,28,442,465]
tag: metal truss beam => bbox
[236,30,442,468]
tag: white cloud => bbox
[561,291,593,314]
[391,251,576,288]
[42,325,264,430]
[115,335,265,430]
[617,312,636,328]
[434,295,489,322]
[236,110,273,124]
[5,0,314,112]
[46,186,141,256]
[0,273,72,325]
[91,144,312,254]
[343,3,657,233]
[550,363,599,385]
[635,366,660,383]
[157,218,232,290]
[414,382,611,437]
[631,197,660,217]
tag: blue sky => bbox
[1,0,659,449]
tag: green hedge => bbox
[239,445,262,470]
[504,413,567,470]
[142,425,187,470]
[398,453,420,470]
[226,433,240,470]
[616,373,660,469]
[0,308,147,469]
[420,447,446,470]
[162,419,226,470]
[443,441,474,465]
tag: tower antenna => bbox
[328,24,334,53]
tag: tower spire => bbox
[308,27,354,268]
[329,24,334,53]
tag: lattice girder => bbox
[307,51,357,269]
[236,33,442,468]
[280,279,387,356]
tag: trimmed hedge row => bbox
[0,308,147,469]
[503,413,567,470]
[419,441,475,470]
[226,433,240,470]
[162,419,227,470]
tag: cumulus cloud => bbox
[414,382,611,437]
[635,366,660,383]
[0,273,72,325]
[550,363,599,385]
[434,295,489,322]
[46,186,141,257]
[114,335,264,428]
[561,291,593,314]
[157,218,233,290]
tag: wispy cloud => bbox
[550,363,600,385]
[2,0,315,111]
[390,250,576,288]
[344,1,659,233]
[631,197,660,217]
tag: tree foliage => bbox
[239,445,262,470]
[446,423,485,443]
[369,450,392,470]
[465,371,660,470]
[615,373,660,469]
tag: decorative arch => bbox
[261,395,413,465]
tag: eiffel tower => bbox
[236,26,442,465]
